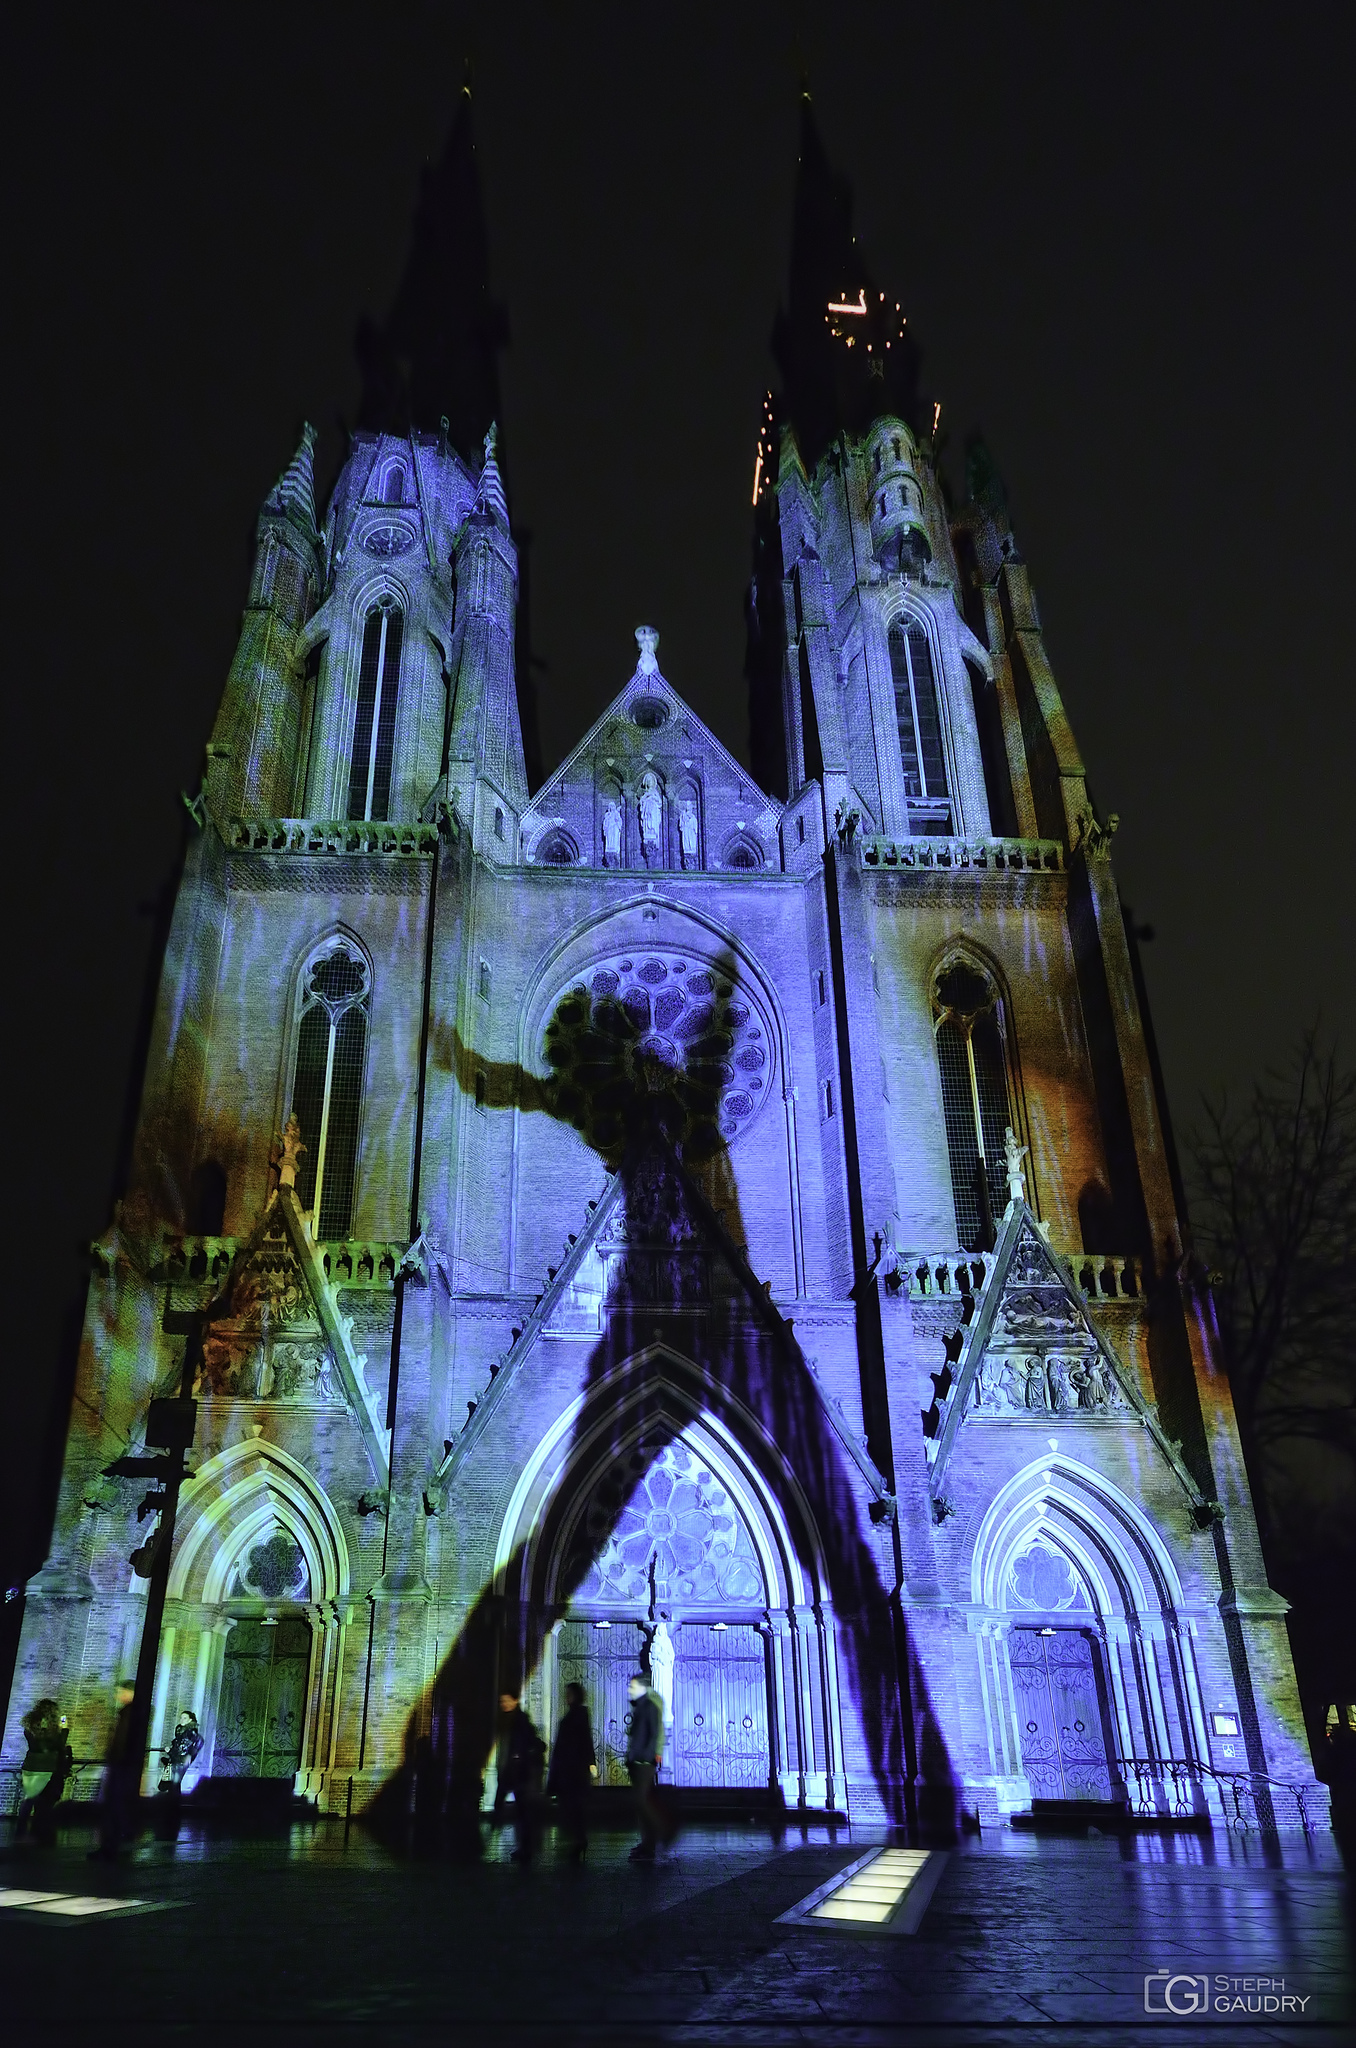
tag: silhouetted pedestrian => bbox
[17,1700,72,1844]
[494,1689,545,1864]
[548,1681,597,1862]
[90,1678,138,1861]
[625,1673,666,1861]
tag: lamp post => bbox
[103,1383,199,1797]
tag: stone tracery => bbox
[571,1442,764,1606]
[543,949,774,1151]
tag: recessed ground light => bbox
[777,1847,947,1935]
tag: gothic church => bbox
[4,95,1322,1832]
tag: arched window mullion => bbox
[934,958,1013,1251]
[346,604,404,823]
[289,943,370,1239]
[889,618,952,836]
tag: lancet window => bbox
[290,941,370,1239]
[933,957,1011,1250]
[346,603,404,822]
[889,620,951,834]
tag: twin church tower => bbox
[5,93,1320,1833]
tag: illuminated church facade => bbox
[4,97,1322,1831]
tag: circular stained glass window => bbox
[542,949,775,1157]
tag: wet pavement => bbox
[0,1814,1351,2045]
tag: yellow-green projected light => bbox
[778,1847,946,1934]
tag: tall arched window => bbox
[889,620,952,834]
[346,603,404,822]
[383,464,405,504]
[290,942,370,1238]
[933,958,1011,1250]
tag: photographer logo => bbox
[1144,1972,1310,2017]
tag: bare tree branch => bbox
[1190,1029,1356,1509]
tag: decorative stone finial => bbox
[475,422,509,528]
[1003,1125,1028,1205]
[635,625,659,675]
[278,1114,306,1192]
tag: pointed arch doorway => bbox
[550,1437,773,1792]
[516,1391,848,1810]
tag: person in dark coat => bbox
[90,1678,138,1861]
[494,1689,546,1864]
[624,1673,667,1862]
[153,1709,203,1841]
[17,1700,72,1843]
[547,1682,598,1862]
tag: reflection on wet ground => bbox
[0,1816,1350,2044]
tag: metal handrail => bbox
[1116,1754,1317,1835]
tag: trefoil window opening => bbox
[291,944,370,1239]
[346,604,404,822]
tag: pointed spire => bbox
[474,422,509,527]
[355,76,507,456]
[266,422,319,546]
[771,92,919,470]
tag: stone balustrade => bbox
[158,1237,237,1286]
[859,834,1064,874]
[897,1247,1142,1304]
[896,1252,996,1300]
[319,1240,401,1288]
[225,817,439,857]
[157,1235,401,1289]
[1073,1253,1144,1303]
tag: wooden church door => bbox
[214,1617,311,1779]
[554,1621,647,1786]
[670,1624,771,1789]
[1010,1626,1116,1801]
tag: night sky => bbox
[6,6,1351,1579]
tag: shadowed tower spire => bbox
[355,77,507,456]
[772,92,920,471]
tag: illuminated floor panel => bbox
[0,1886,175,1921]
[777,1846,947,1934]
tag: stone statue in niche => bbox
[637,771,663,865]
[649,1618,675,1732]
[601,799,623,867]
[678,798,700,870]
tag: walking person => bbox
[16,1700,73,1844]
[493,1689,546,1864]
[153,1709,203,1842]
[547,1681,598,1862]
[625,1672,667,1862]
[90,1678,138,1862]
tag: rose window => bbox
[542,951,773,1157]
[231,1527,310,1601]
[1005,1542,1088,1613]
[573,1442,763,1605]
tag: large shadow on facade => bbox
[371,952,957,1847]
